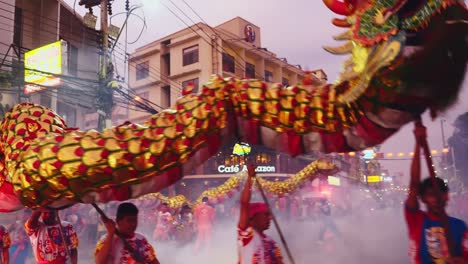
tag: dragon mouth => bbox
[322,0,356,16]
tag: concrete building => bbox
[126,16,322,124]
[0,0,103,128]
[311,69,328,83]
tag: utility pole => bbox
[97,0,112,131]
[79,0,113,131]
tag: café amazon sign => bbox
[217,164,276,174]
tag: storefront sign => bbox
[383,176,393,182]
[367,175,381,183]
[361,149,375,159]
[24,40,67,94]
[327,176,341,186]
[217,165,275,174]
[232,142,251,156]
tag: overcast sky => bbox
[66,0,468,177]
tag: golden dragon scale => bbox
[0,0,466,210]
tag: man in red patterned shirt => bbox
[238,164,283,264]
[95,202,160,264]
[25,209,78,264]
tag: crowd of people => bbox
[0,127,466,263]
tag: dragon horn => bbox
[323,41,353,55]
[333,30,352,41]
[322,0,355,16]
[332,18,352,28]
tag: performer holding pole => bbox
[238,164,284,264]
[405,121,467,264]
[25,209,78,264]
[94,202,160,264]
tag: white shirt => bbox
[237,226,283,264]
[95,232,157,264]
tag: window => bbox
[245,62,255,79]
[68,44,78,76]
[282,77,289,87]
[265,70,273,82]
[222,53,235,73]
[162,54,170,76]
[182,78,199,94]
[182,45,199,66]
[162,85,171,108]
[136,61,149,80]
[162,39,171,46]
[13,8,23,47]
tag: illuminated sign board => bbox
[232,142,251,156]
[24,40,67,94]
[362,149,375,159]
[327,176,341,186]
[244,24,256,43]
[383,176,393,182]
[217,165,275,174]
[367,175,382,183]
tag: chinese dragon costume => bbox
[0,0,466,211]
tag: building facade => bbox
[0,0,101,128]
[126,16,322,123]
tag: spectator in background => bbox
[173,204,195,247]
[8,210,31,264]
[87,207,100,244]
[153,202,173,242]
[194,197,216,251]
[290,197,300,221]
[317,199,340,243]
[25,210,78,264]
[0,224,10,264]
[231,202,240,220]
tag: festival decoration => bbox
[140,159,336,210]
[0,0,466,210]
[256,159,336,196]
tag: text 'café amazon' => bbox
[170,143,314,201]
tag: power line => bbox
[180,0,302,75]
[0,2,165,117]
[165,0,266,79]
[160,1,252,77]
[172,0,254,72]
[0,4,102,49]
[0,55,100,85]
[111,45,184,94]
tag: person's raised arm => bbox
[239,164,255,230]
[25,210,42,232]
[406,122,426,210]
[95,217,116,264]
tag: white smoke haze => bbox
[144,187,413,264]
[2,184,466,263]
